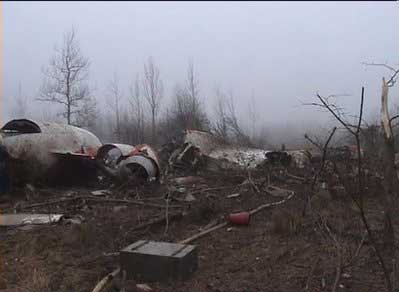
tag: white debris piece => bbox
[0,213,63,226]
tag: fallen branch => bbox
[249,192,295,216]
[164,197,170,235]
[286,172,306,182]
[21,196,183,210]
[189,184,241,196]
[179,222,229,244]
[91,267,120,292]
[20,196,86,209]
[129,212,183,233]
[181,192,296,244]
[304,257,320,291]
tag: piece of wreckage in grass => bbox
[0,119,102,186]
[96,143,161,184]
[168,129,270,172]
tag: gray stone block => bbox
[120,240,198,283]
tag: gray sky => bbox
[4,1,399,135]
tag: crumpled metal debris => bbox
[169,129,269,171]
[96,143,161,182]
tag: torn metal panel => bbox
[208,147,267,169]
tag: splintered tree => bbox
[142,57,163,144]
[38,28,91,125]
[366,63,399,291]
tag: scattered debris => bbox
[136,283,153,291]
[169,129,270,171]
[113,205,128,213]
[227,193,240,199]
[265,185,292,197]
[0,213,63,226]
[61,215,84,225]
[184,193,196,202]
[91,189,111,196]
[173,176,204,185]
[228,211,250,225]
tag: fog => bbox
[3,1,399,147]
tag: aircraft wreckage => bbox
[168,129,311,171]
[0,119,160,187]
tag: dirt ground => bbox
[0,168,388,292]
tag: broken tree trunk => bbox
[381,77,399,292]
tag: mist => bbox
[4,1,399,148]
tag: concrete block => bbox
[120,240,198,283]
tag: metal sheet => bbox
[0,213,63,226]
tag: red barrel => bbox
[228,212,250,225]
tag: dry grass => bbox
[271,207,304,236]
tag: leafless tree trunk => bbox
[75,96,98,129]
[167,61,209,135]
[142,57,163,145]
[38,27,91,125]
[308,87,393,292]
[248,89,258,140]
[364,63,399,290]
[213,87,229,142]
[129,74,145,144]
[107,72,123,141]
[226,91,252,146]
[12,82,29,118]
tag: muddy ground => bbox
[0,168,387,292]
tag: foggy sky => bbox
[4,1,399,135]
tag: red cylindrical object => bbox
[228,212,250,225]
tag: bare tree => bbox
[308,87,395,292]
[167,61,209,136]
[142,57,163,144]
[226,91,252,146]
[247,89,258,140]
[38,27,91,125]
[107,72,123,141]
[129,74,145,144]
[213,87,229,142]
[75,96,98,129]
[12,82,29,118]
